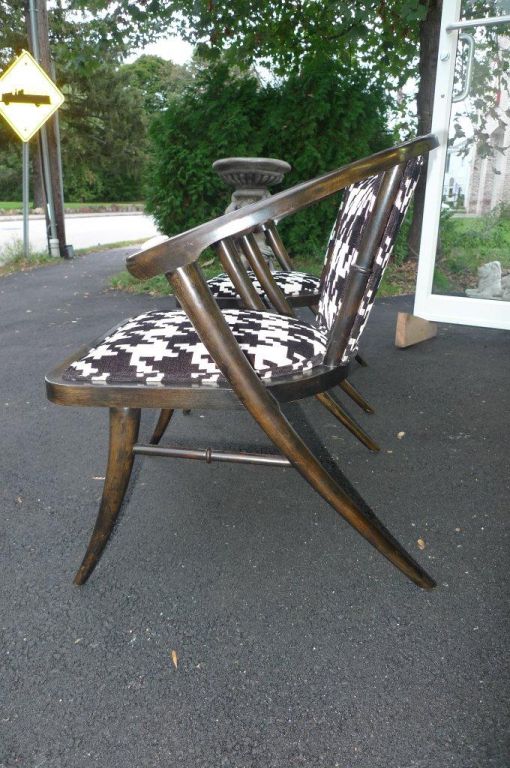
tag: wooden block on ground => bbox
[395,312,438,349]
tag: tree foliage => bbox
[146,56,391,256]
[0,1,191,202]
[121,55,192,113]
[0,2,190,201]
[0,123,22,199]
[59,54,191,200]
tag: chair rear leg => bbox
[150,409,174,445]
[74,407,141,586]
[355,353,368,367]
[251,397,435,590]
[315,391,380,452]
[339,379,375,414]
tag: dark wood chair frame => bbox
[46,134,438,590]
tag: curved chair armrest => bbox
[127,134,438,279]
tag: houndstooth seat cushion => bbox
[207,270,320,300]
[63,309,328,387]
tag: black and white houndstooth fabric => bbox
[340,158,422,362]
[317,157,422,362]
[316,175,382,332]
[207,270,321,300]
[63,309,328,387]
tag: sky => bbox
[128,36,193,65]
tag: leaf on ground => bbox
[417,538,426,550]
[171,650,178,669]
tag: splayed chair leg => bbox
[338,379,375,414]
[251,397,435,590]
[150,409,174,445]
[355,353,368,367]
[315,391,380,452]
[74,407,141,586]
[168,263,435,589]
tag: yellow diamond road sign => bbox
[0,50,64,142]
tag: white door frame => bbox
[414,0,510,330]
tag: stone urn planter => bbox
[212,157,292,212]
[213,157,292,267]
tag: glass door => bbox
[414,0,510,329]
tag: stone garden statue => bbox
[466,260,510,300]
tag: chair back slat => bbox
[263,222,293,271]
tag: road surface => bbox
[1,250,508,767]
[0,212,160,254]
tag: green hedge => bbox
[146,56,392,260]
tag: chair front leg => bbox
[240,389,435,587]
[171,263,435,590]
[74,407,141,585]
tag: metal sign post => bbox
[0,49,64,258]
[22,142,29,259]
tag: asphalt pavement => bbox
[1,247,509,767]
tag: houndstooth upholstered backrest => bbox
[316,157,423,363]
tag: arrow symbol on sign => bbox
[1,89,51,106]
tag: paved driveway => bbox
[1,249,509,767]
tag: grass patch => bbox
[434,210,510,293]
[109,270,174,295]
[66,201,144,209]
[0,239,55,276]
[0,238,147,278]
[379,261,418,296]
[74,238,148,256]
[109,256,224,295]
[0,201,24,211]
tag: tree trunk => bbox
[407,0,443,259]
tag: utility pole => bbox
[26,0,68,258]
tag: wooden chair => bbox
[45,134,438,589]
